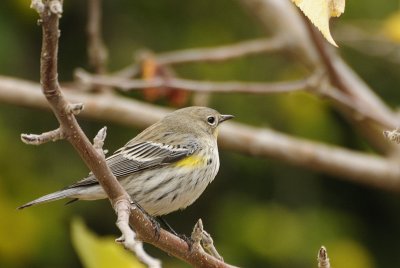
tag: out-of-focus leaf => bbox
[71,218,145,268]
[292,0,345,46]
[383,11,400,42]
[329,240,374,268]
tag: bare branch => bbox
[128,211,236,268]
[91,128,158,266]
[155,37,284,65]
[115,37,285,77]
[238,0,321,68]
[25,1,233,267]
[221,122,400,192]
[21,128,64,145]
[191,219,204,250]
[239,0,400,154]
[315,85,394,129]
[87,0,108,74]
[115,199,161,268]
[190,219,227,265]
[93,126,107,154]
[5,75,400,191]
[33,0,127,202]
[196,220,224,261]
[76,68,317,94]
[32,0,158,265]
[79,67,393,130]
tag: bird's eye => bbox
[207,116,216,125]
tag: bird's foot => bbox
[179,234,194,251]
[130,201,161,240]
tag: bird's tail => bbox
[18,188,79,209]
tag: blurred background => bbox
[1,0,400,267]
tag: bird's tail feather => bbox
[18,188,78,209]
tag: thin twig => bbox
[302,11,399,152]
[92,127,161,267]
[315,85,394,129]
[199,222,224,261]
[115,199,161,268]
[191,219,225,262]
[93,126,108,155]
[155,37,284,65]
[21,128,64,145]
[87,0,107,74]
[239,0,400,154]
[114,37,285,77]
[76,68,317,94]
[191,219,205,250]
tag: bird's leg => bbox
[158,216,194,250]
[158,216,178,236]
[130,201,161,241]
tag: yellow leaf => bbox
[71,218,145,268]
[329,0,345,17]
[292,0,345,46]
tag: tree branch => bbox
[87,0,108,74]
[21,128,64,145]
[238,0,400,154]
[76,68,317,94]
[153,37,284,65]
[26,1,231,267]
[77,67,397,131]
[115,37,285,77]
[5,75,400,192]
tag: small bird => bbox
[18,106,233,216]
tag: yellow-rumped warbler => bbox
[18,106,233,216]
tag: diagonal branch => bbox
[36,0,127,208]
[239,0,400,154]
[25,1,233,267]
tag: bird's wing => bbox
[66,140,199,188]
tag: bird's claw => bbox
[130,200,161,240]
[179,234,194,251]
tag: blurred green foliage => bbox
[1,0,400,267]
[71,218,144,268]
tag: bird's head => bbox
[166,106,234,138]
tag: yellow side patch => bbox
[174,155,206,168]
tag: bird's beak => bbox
[219,114,234,123]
